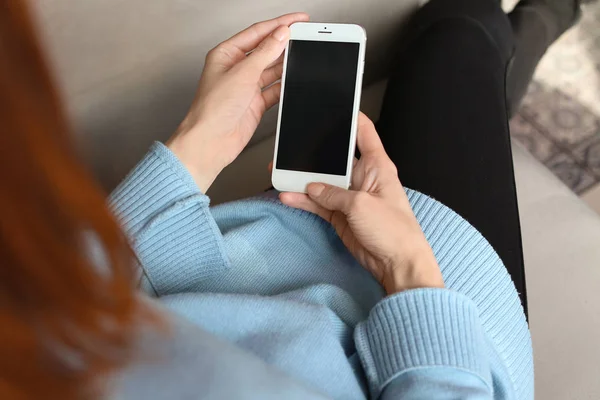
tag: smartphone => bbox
[271,22,367,193]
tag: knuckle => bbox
[206,43,222,58]
[386,160,398,176]
[370,155,397,177]
[205,46,221,64]
[205,48,217,63]
[206,44,235,64]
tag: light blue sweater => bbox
[108,142,533,399]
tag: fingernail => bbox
[307,183,324,197]
[272,25,288,42]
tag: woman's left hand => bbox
[280,114,444,295]
[167,13,309,192]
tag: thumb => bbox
[243,25,289,74]
[307,183,356,213]
[356,112,386,156]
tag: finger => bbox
[261,82,282,110]
[227,13,308,54]
[355,112,399,183]
[239,25,289,76]
[265,53,284,70]
[305,183,357,213]
[267,161,273,173]
[205,15,305,75]
[279,192,332,221]
[205,13,308,70]
[259,62,283,88]
[356,112,385,156]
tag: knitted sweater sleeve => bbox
[355,288,494,399]
[108,142,230,296]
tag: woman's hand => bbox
[167,13,309,192]
[280,113,444,295]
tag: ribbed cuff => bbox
[110,142,201,235]
[110,142,230,294]
[354,288,491,398]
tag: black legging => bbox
[376,0,529,313]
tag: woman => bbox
[1,0,579,398]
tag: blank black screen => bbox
[276,40,360,175]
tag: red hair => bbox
[0,2,147,398]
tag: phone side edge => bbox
[270,37,291,190]
[343,29,367,191]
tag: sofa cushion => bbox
[32,0,419,190]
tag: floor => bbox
[505,1,600,215]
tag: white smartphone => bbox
[271,22,367,193]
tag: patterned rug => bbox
[508,1,600,195]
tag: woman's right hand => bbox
[280,113,444,295]
[167,13,309,192]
